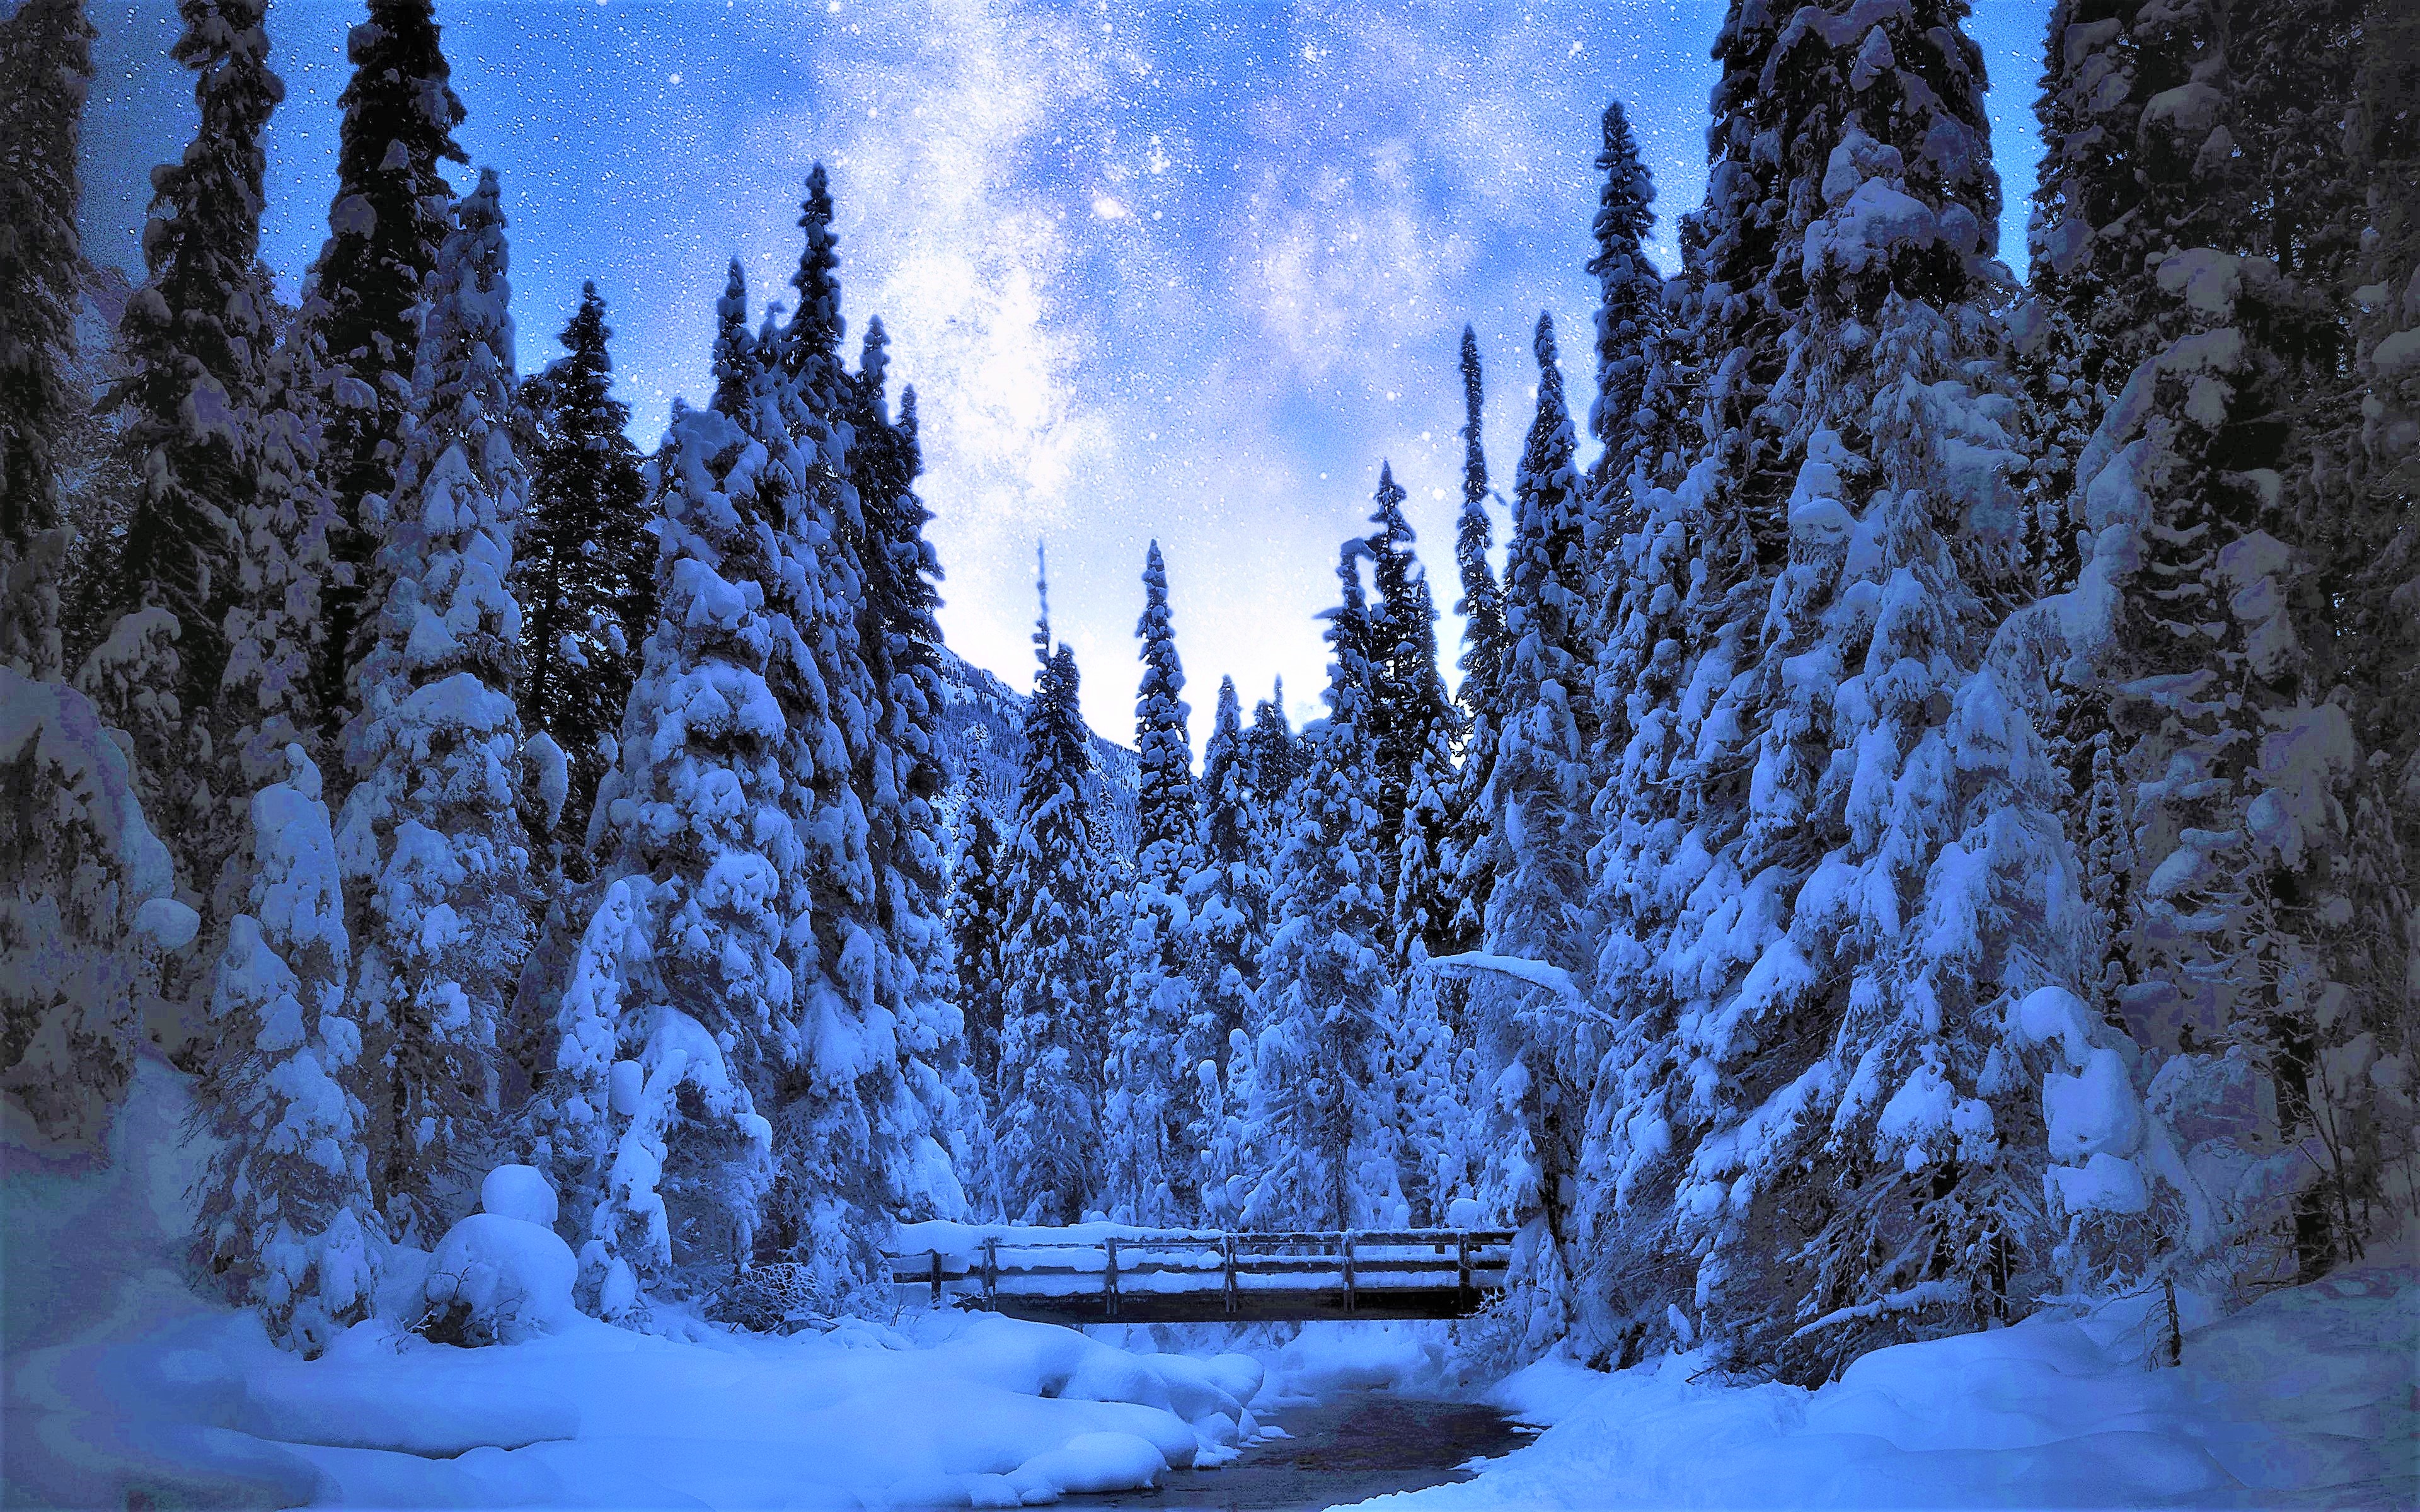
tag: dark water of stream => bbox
[1066,1394,1532,1512]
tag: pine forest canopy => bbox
[1,0,2412,1406]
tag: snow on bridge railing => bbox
[883,1222,1517,1321]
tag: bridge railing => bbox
[882,1227,1516,1319]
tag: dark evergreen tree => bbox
[306,0,466,740]
[514,282,650,868]
[1107,540,1201,1219]
[949,784,1011,1101]
[1584,100,1661,503]
[1444,327,1506,959]
[335,171,528,1245]
[102,0,284,779]
[0,0,95,679]
[1245,679,1305,849]
[1238,540,1410,1230]
[781,164,847,416]
[1361,462,1456,969]
[710,258,755,420]
[2349,0,2420,871]
[845,323,972,1230]
[1463,313,1599,1351]
[1129,541,1198,874]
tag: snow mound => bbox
[1008,1430,1168,1498]
[422,1212,581,1344]
[1269,1320,1449,1400]
[236,1360,580,1457]
[482,1163,561,1227]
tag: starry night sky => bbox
[80,0,2049,740]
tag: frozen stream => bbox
[1066,1394,1530,1512]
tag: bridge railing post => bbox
[929,1248,943,1305]
[982,1237,998,1311]
[1458,1232,1472,1312]
[1343,1232,1356,1315]
[1105,1236,1119,1322]
[1223,1234,1238,1315]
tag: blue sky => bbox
[81,0,2049,740]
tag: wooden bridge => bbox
[884,1228,1516,1324]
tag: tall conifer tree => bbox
[335,173,529,1244]
[1585,100,1661,504]
[1106,542,1202,1220]
[1362,462,1456,970]
[1444,328,1506,960]
[995,557,1110,1222]
[0,0,93,680]
[102,0,284,816]
[308,0,466,737]
[515,282,650,866]
[1240,541,1409,1230]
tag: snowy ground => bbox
[3,1055,1281,1510]
[1356,1251,2419,1511]
[8,1054,2412,1510]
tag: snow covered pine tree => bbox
[337,172,533,1247]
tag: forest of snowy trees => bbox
[3,0,2415,1387]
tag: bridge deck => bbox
[883,1228,1516,1324]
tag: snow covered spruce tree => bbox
[1584,100,1662,505]
[2010,0,2239,1005]
[2348,1,2420,874]
[1182,673,1270,1218]
[221,311,342,806]
[2039,0,2414,1288]
[514,281,650,868]
[1456,313,1600,1353]
[848,346,977,1222]
[1245,680,1305,835]
[994,560,1112,1223]
[193,744,376,1354]
[745,169,964,1286]
[89,0,284,883]
[0,0,93,681]
[1578,0,2098,1381]
[335,172,531,1246]
[1105,541,1202,1221]
[305,0,466,734]
[948,781,1011,1102]
[1443,327,1507,965]
[1581,100,1664,789]
[536,274,789,1315]
[1363,462,1458,973]
[1237,541,1413,1231]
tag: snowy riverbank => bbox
[1355,1247,2419,1511]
